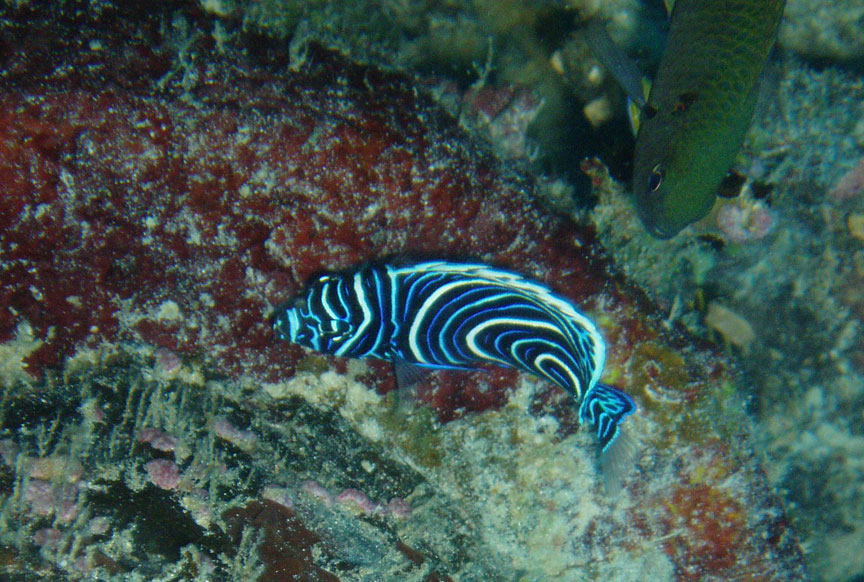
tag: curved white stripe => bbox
[320,281,339,320]
[395,262,607,391]
[407,279,480,363]
[334,272,374,357]
[464,317,561,366]
[533,353,582,396]
[286,309,301,342]
[370,269,387,355]
[387,265,400,340]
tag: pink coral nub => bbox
[138,427,179,452]
[717,203,775,243]
[830,160,864,202]
[144,459,181,490]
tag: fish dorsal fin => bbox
[394,261,586,321]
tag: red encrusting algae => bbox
[662,483,748,579]
[0,29,604,395]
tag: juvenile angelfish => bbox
[272,261,635,474]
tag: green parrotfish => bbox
[633,0,786,238]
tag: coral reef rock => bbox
[0,2,807,581]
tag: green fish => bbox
[632,0,785,238]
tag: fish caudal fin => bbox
[579,383,637,491]
[599,427,637,495]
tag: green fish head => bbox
[629,0,785,239]
[633,142,720,239]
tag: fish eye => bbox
[648,164,664,192]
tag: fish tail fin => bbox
[599,426,637,495]
[579,383,637,493]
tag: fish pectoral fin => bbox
[393,359,435,390]
[393,359,478,389]
[390,359,434,414]
[627,77,653,136]
[664,0,675,16]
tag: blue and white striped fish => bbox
[272,261,636,476]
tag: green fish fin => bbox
[584,20,647,109]
[583,20,655,137]
[664,0,675,16]
[627,77,652,136]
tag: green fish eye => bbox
[648,165,664,192]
